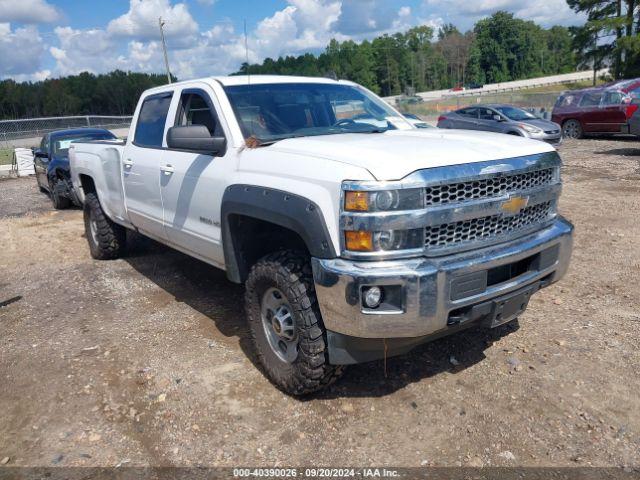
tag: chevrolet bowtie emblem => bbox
[501,195,529,215]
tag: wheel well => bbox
[79,174,96,195]
[226,214,309,283]
[48,168,68,183]
[562,118,579,126]
[507,131,522,136]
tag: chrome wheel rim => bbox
[89,216,99,245]
[260,287,298,363]
[563,121,580,139]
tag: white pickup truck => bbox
[70,75,573,395]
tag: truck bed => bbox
[69,140,131,227]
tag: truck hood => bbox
[267,129,555,181]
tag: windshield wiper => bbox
[244,134,307,148]
[245,128,388,148]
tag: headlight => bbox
[519,123,542,134]
[345,229,422,252]
[344,188,423,212]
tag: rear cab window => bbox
[134,92,173,148]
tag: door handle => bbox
[122,158,134,167]
[160,164,174,175]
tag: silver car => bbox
[438,104,562,145]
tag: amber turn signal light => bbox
[344,191,369,211]
[345,231,373,251]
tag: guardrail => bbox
[384,69,610,105]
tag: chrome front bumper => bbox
[312,217,573,339]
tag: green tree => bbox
[567,0,639,79]
[0,71,172,120]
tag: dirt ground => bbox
[0,137,639,469]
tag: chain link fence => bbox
[0,115,132,169]
[0,115,132,144]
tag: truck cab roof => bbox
[141,75,352,96]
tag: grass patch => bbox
[0,148,13,166]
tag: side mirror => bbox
[167,125,226,155]
[34,149,49,160]
[493,114,505,122]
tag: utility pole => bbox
[158,17,172,84]
[593,33,598,86]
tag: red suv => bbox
[551,78,640,139]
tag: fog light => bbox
[363,286,383,308]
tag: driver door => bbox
[34,135,50,187]
[476,108,502,133]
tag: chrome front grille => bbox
[340,152,563,261]
[424,168,555,206]
[425,201,554,249]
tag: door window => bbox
[602,91,623,106]
[478,108,495,120]
[458,108,478,118]
[175,91,222,137]
[134,93,173,148]
[579,92,602,108]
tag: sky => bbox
[0,0,586,82]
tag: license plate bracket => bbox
[488,284,538,328]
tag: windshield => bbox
[52,132,116,157]
[494,106,537,121]
[223,82,410,143]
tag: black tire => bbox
[50,178,71,209]
[83,192,126,260]
[245,250,345,396]
[562,119,583,139]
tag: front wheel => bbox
[83,193,126,260]
[50,178,71,209]
[245,251,345,396]
[562,119,583,139]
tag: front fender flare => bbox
[221,184,337,283]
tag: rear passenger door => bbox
[599,91,627,132]
[123,91,173,240]
[159,86,231,267]
[578,92,603,132]
[453,108,479,130]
